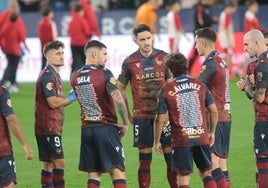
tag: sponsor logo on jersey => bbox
[182,126,205,138]
[110,77,117,85]
[84,115,103,121]
[135,71,164,81]
[46,82,53,91]
[7,99,12,108]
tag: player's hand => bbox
[208,133,215,146]
[67,90,76,103]
[155,142,163,155]
[23,145,34,160]
[236,79,247,91]
[248,74,255,85]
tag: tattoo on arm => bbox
[111,89,129,125]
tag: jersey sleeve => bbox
[198,60,216,86]
[256,62,268,89]
[118,58,131,85]
[157,88,168,114]
[105,69,118,94]
[40,72,57,98]
[205,87,215,107]
[0,87,14,117]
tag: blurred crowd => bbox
[0,0,267,12]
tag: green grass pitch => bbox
[9,78,255,187]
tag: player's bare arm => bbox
[207,103,218,146]
[47,93,75,109]
[6,114,34,160]
[153,113,166,155]
[118,82,132,123]
[110,89,129,126]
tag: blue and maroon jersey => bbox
[157,74,214,147]
[0,86,15,157]
[118,48,170,119]
[198,51,231,122]
[70,64,118,127]
[34,65,64,136]
[253,51,268,122]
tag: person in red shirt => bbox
[68,4,91,73]
[0,11,28,93]
[79,0,101,38]
[38,6,58,70]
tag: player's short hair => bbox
[41,6,53,17]
[165,53,187,77]
[245,0,257,8]
[133,24,151,37]
[74,4,83,12]
[43,40,64,55]
[84,40,107,54]
[195,27,217,43]
[226,1,237,7]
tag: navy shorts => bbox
[254,121,268,157]
[36,135,64,162]
[133,118,171,148]
[211,122,231,158]
[0,154,16,187]
[172,145,212,175]
[79,125,125,173]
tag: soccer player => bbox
[38,6,58,70]
[237,30,268,188]
[118,24,177,188]
[166,0,184,53]
[0,86,34,188]
[34,40,77,188]
[154,52,218,188]
[188,0,218,74]
[218,2,237,66]
[70,40,129,188]
[195,27,231,188]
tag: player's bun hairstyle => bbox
[41,6,53,17]
[84,40,107,54]
[43,40,65,55]
[195,27,217,43]
[166,0,181,7]
[133,24,151,37]
[165,53,187,77]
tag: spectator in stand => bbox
[166,0,184,53]
[187,0,218,75]
[0,0,28,93]
[79,0,101,38]
[68,4,91,73]
[38,6,58,70]
[135,0,162,38]
[218,1,237,66]
[235,0,267,77]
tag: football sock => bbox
[138,153,152,188]
[203,176,217,188]
[87,179,100,188]
[164,153,178,188]
[41,170,53,188]
[52,169,65,188]
[223,171,231,188]
[211,168,226,188]
[113,179,126,188]
[256,157,268,188]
